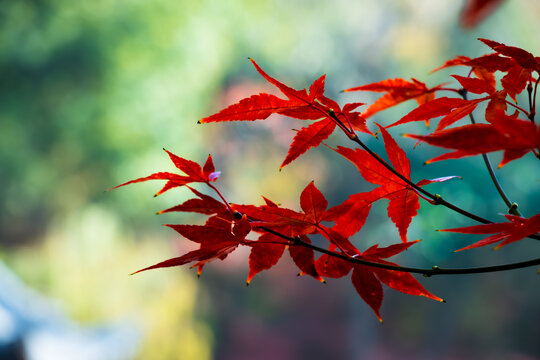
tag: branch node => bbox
[432,194,443,205]
[508,203,519,216]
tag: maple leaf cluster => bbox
[114,39,540,321]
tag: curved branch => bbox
[260,226,540,276]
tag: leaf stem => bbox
[207,182,235,216]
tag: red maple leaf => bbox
[452,75,495,95]
[474,39,538,101]
[387,96,486,131]
[343,78,445,119]
[242,200,324,284]
[440,213,540,251]
[246,233,288,284]
[349,240,443,321]
[132,215,252,275]
[405,110,540,167]
[232,181,356,254]
[334,125,457,241]
[110,149,220,196]
[199,59,371,168]
[431,40,537,101]
[479,38,539,73]
[157,186,228,215]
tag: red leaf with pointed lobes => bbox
[501,65,531,101]
[466,53,515,73]
[334,134,418,241]
[289,235,324,282]
[485,91,507,123]
[362,240,420,259]
[300,181,328,224]
[111,150,221,196]
[335,126,456,241]
[165,223,235,244]
[319,226,361,257]
[200,59,373,167]
[131,241,240,275]
[371,261,443,302]
[451,75,495,95]
[435,98,485,132]
[198,93,322,123]
[387,97,470,129]
[431,52,517,92]
[386,188,420,242]
[233,182,358,252]
[158,186,226,215]
[164,149,205,180]
[233,215,251,238]
[334,146,399,187]
[441,213,540,251]
[351,266,384,322]
[431,56,471,73]
[134,211,251,276]
[378,124,410,177]
[332,190,383,238]
[202,154,215,174]
[315,254,353,279]
[405,113,540,167]
[110,172,192,194]
[343,102,365,113]
[323,201,354,222]
[231,203,312,236]
[246,234,287,284]
[343,78,445,119]
[280,119,336,169]
[479,38,539,72]
[309,75,326,101]
[249,58,310,101]
[350,240,441,321]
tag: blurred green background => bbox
[1,0,539,359]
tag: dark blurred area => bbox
[0,1,539,359]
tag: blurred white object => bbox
[0,261,140,360]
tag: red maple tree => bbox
[113,38,540,321]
